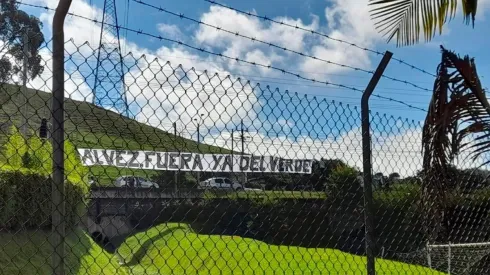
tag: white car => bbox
[199,177,243,191]
[114,176,159,188]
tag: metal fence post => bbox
[52,1,72,275]
[361,51,392,275]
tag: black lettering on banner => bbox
[303,160,312,173]
[294,160,303,173]
[169,153,179,169]
[240,156,250,171]
[128,151,140,168]
[180,153,192,169]
[102,150,115,165]
[285,159,293,172]
[212,155,223,170]
[192,154,203,170]
[144,152,155,168]
[259,156,266,172]
[222,155,232,171]
[250,156,260,171]
[82,149,94,165]
[93,150,102,164]
[156,152,168,169]
[279,159,285,172]
[116,150,126,166]
[270,156,279,172]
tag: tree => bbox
[389,172,400,180]
[0,0,44,82]
[368,0,478,46]
[421,46,490,243]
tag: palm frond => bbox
[422,46,490,190]
[369,0,478,46]
[420,45,489,243]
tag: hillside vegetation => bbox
[0,84,228,184]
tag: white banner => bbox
[78,148,312,174]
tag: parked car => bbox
[198,177,243,191]
[114,176,159,188]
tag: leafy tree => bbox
[325,163,361,195]
[369,0,478,46]
[389,172,400,180]
[0,0,44,82]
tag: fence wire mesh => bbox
[0,39,490,275]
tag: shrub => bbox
[0,170,86,229]
[3,126,27,168]
[0,127,89,229]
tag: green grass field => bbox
[0,224,444,275]
[118,223,444,274]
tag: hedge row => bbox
[0,171,87,229]
[0,126,89,230]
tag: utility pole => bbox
[236,119,250,184]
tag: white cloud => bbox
[157,23,183,40]
[195,6,318,74]
[124,59,258,136]
[300,0,379,76]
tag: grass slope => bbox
[118,223,444,275]
[0,84,228,184]
[0,223,444,275]
[0,229,124,275]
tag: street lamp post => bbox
[194,113,205,184]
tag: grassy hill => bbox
[0,223,444,275]
[0,84,228,184]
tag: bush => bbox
[0,127,89,229]
[0,170,86,229]
[3,126,27,168]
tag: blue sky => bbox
[17,0,490,174]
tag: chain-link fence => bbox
[1,36,490,275]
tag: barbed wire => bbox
[203,0,437,78]
[16,2,427,112]
[62,55,434,93]
[133,0,431,92]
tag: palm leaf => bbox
[423,46,490,178]
[369,0,478,46]
[421,46,490,242]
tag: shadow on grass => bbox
[118,226,187,267]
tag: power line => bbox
[204,0,437,78]
[133,0,431,92]
[18,2,427,112]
